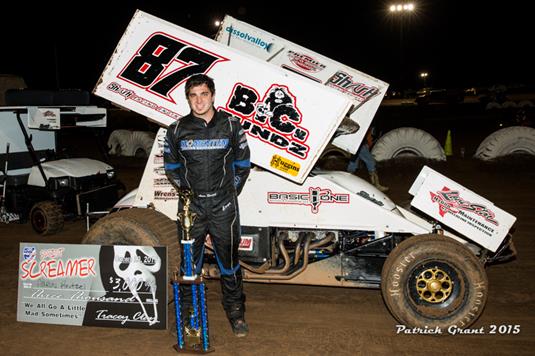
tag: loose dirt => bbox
[1,156,534,355]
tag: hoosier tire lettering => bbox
[388,251,416,296]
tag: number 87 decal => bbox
[119,32,227,103]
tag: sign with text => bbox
[17,243,167,329]
[215,15,389,155]
[409,166,516,252]
[94,10,352,183]
[28,107,60,130]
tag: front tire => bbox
[30,201,64,235]
[381,234,488,329]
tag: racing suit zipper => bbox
[204,121,210,194]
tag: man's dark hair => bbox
[185,74,215,96]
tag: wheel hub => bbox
[32,211,46,232]
[416,267,452,303]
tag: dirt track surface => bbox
[1,156,535,355]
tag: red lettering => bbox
[56,260,65,277]
[20,260,31,279]
[21,257,98,280]
[79,258,88,277]
[66,259,78,276]
[88,258,96,276]
[47,260,57,278]
[28,260,40,279]
[39,261,47,276]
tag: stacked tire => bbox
[371,127,446,162]
[107,130,156,158]
[475,126,535,160]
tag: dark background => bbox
[0,1,532,93]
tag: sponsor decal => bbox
[154,190,179,200]
[180,138,229,151]
[268,187,350,213]
[238,236,254,252]
[28,108,60,130]
[154,154,163,165]
[106,82,182,121]
[270,154,300,177]
[40,248,65,260]
[43,110,57,118]
[205,234,254,252]
[287,50,326,73]
[224,83,310,159]
[222,202,232,211]
[23,247,36,261]
[158,134,166,149]
[281,65,322,83]
[153,178,171,187]
[357,191,384,206]
[326,71,380,102]
[430,187,498,236]
[153,166,166,176]
[225,26,274,52]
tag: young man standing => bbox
[164,74,251,337]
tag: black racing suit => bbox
[164,110,250,320]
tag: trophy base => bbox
[173,344,215,354]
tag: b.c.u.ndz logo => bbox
[180,139,229,150]
[224,83,310,159]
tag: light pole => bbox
[419,71,428,88]
[388,3,415,91]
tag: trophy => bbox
[171,189,213,353]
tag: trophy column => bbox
[171,190,213,353]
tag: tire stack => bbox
[107,130,156,158]
[371,127,446,162]
[474,126,535,160]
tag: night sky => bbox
[1,1,531,94]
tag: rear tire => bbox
[381,234,487,330]
[30,201,64,235]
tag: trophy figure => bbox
[172,189,213,353]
